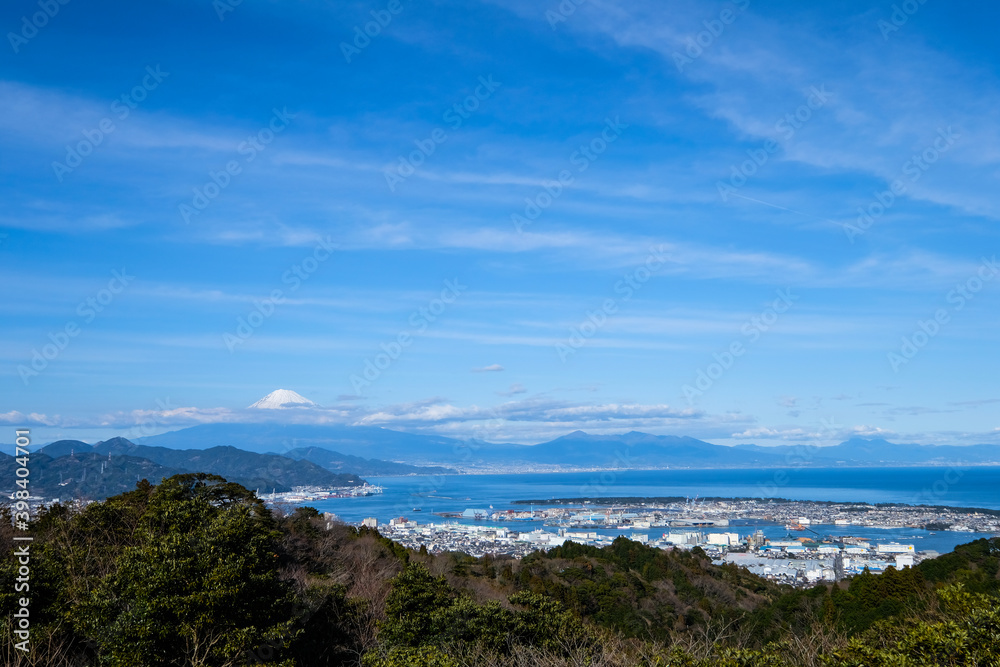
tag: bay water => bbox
[303,467,1000,554]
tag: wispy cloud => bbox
[472,364,505,372]
[2,0,996,449]
[0,410,62,427]
[497,383,527,396]
[554,0,1000,221]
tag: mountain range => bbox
[135,422,466,462]
[0,426,468,500]
[733,438,1000,465]
[5,426,997,502]
[8,389,995,499]
[128,423,999,470]
[0,436,368,500]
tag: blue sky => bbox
[1,0,998,447]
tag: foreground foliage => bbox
[1,476,998,666]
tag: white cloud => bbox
[848,425,897,438]
[0,80,253,153]
[0,411,61,426]
[472,364,505,372]
[732,427,820,441]
[24,396,997,449]
[96,404,362,431]
[559,0,1000,221]
[351,397,706,433]
[498,383,527,396]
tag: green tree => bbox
[362,646,458,667]
[380,563,455,648]
[828,584,1000,666]
[76,474,297,666]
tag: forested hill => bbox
[2,474,998,666]
[0,440,366,499]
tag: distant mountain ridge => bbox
[135,423,467,463]
[0,437,367,499]
[89,437,362,489]
[0,450,189,500]
[470,430,788,468]
[130,424,1000,470]
[734,437,1000,466]
[284,446,457,476]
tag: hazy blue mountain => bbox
[734,437,1000,465]
[41,427,1000,473]
[133,424,777,468]
[38,439,91,458]
[135,423,469,462]
[284,446,457,476]
[472,431,789,468]
[110,430,454,475]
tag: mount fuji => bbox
[247,389,316,410]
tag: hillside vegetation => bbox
[2,475,998,666]
[0,440,365,500]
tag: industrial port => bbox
[349,497,1000,586]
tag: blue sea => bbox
[303,467,1000,554]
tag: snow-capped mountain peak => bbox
[247,389,316,410]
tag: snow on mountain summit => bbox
[247,389,317,409]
